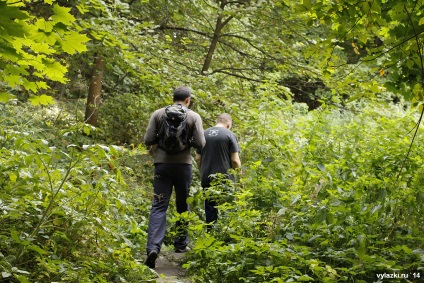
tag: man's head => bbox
[173,86,191,107]
[216,113,232,129]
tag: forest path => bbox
[147,250,192,283]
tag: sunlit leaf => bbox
[60,32,90,54]
[0,92,16,103]
[29,94,55,106]
[51,5,76,25]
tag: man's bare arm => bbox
[195,153,202,170]
[231,152,241,169]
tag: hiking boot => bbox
[174,246,190,253]
[144,250,158,268]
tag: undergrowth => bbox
[1,98,423,282]
[184,98,424,282]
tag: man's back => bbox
[144,106,205,164]
[199,126,239,187]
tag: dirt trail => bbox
[149,251,191,283]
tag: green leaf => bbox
[34,18,54,33]
[0,2,30,21]
[60,31,90,54]
[419,17,424,26]
[29,94,55,106]
[0,92,15,103]
[8,172,17,182]
[11,230,21,243]
[370,84,379,93]
[314,208,327,224]
[0,45,21,61]
[51,5,76,25]
[83,125,91,135]
[298,275,314,281]
[29,30,58,46]
[302,0,311,9]
[27,244,47,256]
[21,79,39,92]
[41,60,68,83]
[317,163,326,172]
[370,1,381,14]
[30,42,56,55]
[358,32,368,44]
[371,204,381,214]
[14,274,30,283]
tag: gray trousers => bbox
[146,163,192,254]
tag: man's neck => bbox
[215,123,227,128]
[174,101,188,107]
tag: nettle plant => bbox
[184,98,424,282]
[0,121,154,282]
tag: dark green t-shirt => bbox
[197,126,240,187]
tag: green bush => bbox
[0,105,155,282]
[2,94,423,283]
[98,93,157,145]
[184,99,424,282]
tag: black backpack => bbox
[158,104,190,154]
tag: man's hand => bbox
[231,152,241,169]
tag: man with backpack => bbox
[195,113,241,230]
[143,86,205,269]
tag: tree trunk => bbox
[201,1,234,74]
[202,16,224,74]
[85,56,105,127]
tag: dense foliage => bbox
[1,0,424,282]
[0,0,89,103]
[2,96,423,282]
[184,98,424,282]
[0,104,156,282]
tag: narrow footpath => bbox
[148,250,191,283]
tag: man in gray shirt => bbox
[196,113,241,230]
[144,86,205,268]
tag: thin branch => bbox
[209,69,264,82]
[221,15,234,27]
[211,67,264,73]
[156,25,212,38]
[394,5,424,184]
[220,33,270,56]
[329,30,424,69]
[270,7,316,45]
[360,31,424,63]
[188,0,215,30]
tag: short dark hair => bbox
[173,86,191,102]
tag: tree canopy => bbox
[0,0,89,104]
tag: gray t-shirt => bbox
[197,126,240,187]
